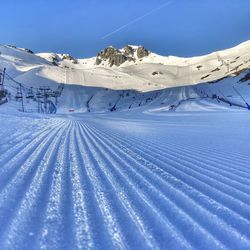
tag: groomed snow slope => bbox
[2,66,250,114]
[1,41,250,93]
[1,41,250,114]
[0,109,250,249]
[1,42,250,249]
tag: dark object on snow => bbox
[152,71,163,76]
[23,48,34,54]
[0,89,7,100]
[211,67,220,72]
[201,74,211,80]
[239,72,250,82]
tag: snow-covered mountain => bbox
[1,41,250,91]
[0,41,250,113]
[1,43,250,250]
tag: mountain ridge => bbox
[1,41,250,113]
[0,40,250,93]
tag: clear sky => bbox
[1,0,250,58]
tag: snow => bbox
[1,41,250,94]
[0,109,250,249]
[0,42,250,249]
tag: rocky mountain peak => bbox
[137,46,149,59]
[123,45,135,56]
[95,45,150,67]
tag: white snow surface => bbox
[1,41,250,93]
[0,42,250,249]
[0,109,250,249]
[1,41,250,113]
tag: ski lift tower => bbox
[39,86,51,113]
[232,85,250,110]
[36,89,43,113]
[26,87,34,99]
[15,87,25,112]
[0,68,6,91]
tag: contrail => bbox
[102,1,173,39]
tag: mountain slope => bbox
[1,41,250,92]
[0,106,250,249]
[0,43,250,249]
[0,42,250,113]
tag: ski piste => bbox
[0,111,250,249]
[0,41,250,249]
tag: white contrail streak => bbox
[102,1,173,39]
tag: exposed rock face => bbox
[97,47,119,60]
[96,46,123,66]
[124,45,134,56]
[61,54,78,64]
[96,46,126,67]
[96,45,150,67]
[23,48,34,54]
[6,45,34,54]
[137,46,149,59]
[48,53,77,66]
[50,54,60,66]
[95,57,102,66]
[109,54,127,67]
[7,45,17,49]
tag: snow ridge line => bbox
[83,121,250,248]
[89,121,250,180]
[0,121,69,243]
[87,123,250,220]
[91,124,250,197]
[0,121,66,193]
[75,122,128,250]
[73,122,125,250]
[130,130,250,165]
[78,122,186,249]
[0,118,65,167]
[68,121,94,249]
[0,118,61,146]
[0,117,249,249]
[36,121,74,250]
[81,123,227,249]
[0,122,70,248]
[91,118,250,166]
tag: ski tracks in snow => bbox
[0,116,250,249]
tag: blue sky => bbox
[1,0,250,58]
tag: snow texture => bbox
[0,42,250,249]
[0,110,250,249]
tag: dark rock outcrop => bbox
[240,72,250,82]
[23,48,34,54]
[95,57,102,65]
[50,54,60,66]
[97,47,119,60]
[96,46,125,67]
[61,54,78,64]
[137,46,149,59]
[124,45,134,56]
[152,71,163,76]
[95,45,150,67]
[109,54,127,67]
